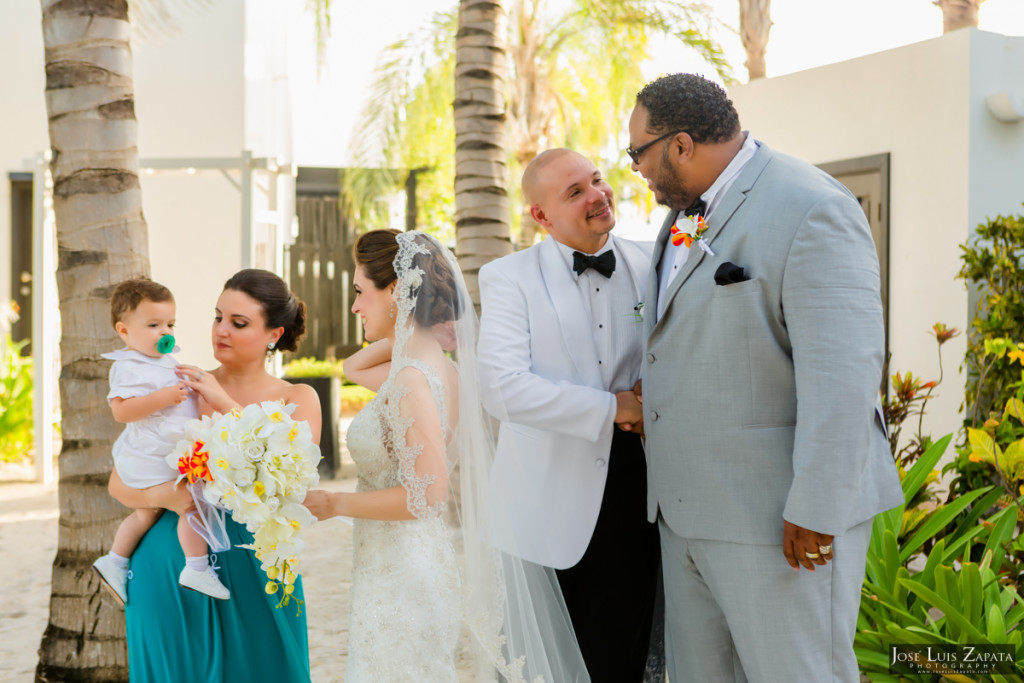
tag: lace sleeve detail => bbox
[380,361,450,519]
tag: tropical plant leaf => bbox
[988,601,1008,642]
[1004,396,1024,423]
[899,578,989,642]
[899,486,993,562]
[1000,439,1024,481]
[982,505,1019,573]
[967,427,998,466]
[902,434,952,505]
[958,562,983,629]
[946,486,1005,544]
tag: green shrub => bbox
[0,335,33,462]
[857,436,1024,682]
[282,357,346,380]
[881,324,958,547]
[340,384,375,416]
[953,209,1024,497]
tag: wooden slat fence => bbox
[286,196,362,361]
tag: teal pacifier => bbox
[157,334,175,355]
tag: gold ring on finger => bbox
[819,545,832,554]
[804,551,820,559]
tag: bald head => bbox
[520,148,616,254]
[521,148,578,205]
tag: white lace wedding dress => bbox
[344,359,462,682]
[339,230,590,683]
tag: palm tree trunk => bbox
[36,1,148,679]
[739,0,772,81]
[454,0,512,303]
[934,0,986,33]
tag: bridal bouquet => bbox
[167,401,321,609]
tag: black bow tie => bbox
[572,250,616,278]
[684,198,706,217]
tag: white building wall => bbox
[967,33,1024,227]
[0,0,48,312]
[2,0,295,377]
[729,29,1024,447]
[129,0,297,371]
[132,0,247,371]
[244,0,295,274]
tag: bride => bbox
[303,230,590,681]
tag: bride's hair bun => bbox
[409,237,461,327]
[223,269,307,353]
[353,229,461,327]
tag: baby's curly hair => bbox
[636,73,740,144]
[110,278,174,328]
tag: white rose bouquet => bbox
[167,400,321,611]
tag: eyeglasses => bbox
[626,130,684,165]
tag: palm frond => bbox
[343,7,459,233]
[306,0,333,73]
[126,0,215,41]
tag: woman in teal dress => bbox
[108,269,321,683]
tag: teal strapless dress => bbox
[124,512,310,682]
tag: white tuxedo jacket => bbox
[478,233,652,569]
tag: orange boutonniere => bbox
[177,440,213,484]
[670,215,715,255]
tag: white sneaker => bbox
[92,555,128,607]
[179,566,231,600]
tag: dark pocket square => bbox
[714,262,749,285]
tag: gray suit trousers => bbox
[659,518,872,683]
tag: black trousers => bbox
[556,428,662,683]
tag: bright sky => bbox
[652,0,1024,81]
[289,0,1024,166]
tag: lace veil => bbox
[383,231,590,682]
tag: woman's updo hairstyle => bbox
[222,269,307,353]
[353,229,462,327]
[407,234,462,326]
[353,229,401,290]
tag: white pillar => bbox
[32,153,56,485]
[241,150,253,268]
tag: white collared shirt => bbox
[552,235,644,392]
[657,132,759,319]
[102,347,199,488]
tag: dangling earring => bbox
[389,301,395,319]
[267,341,276,358]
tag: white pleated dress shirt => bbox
[552,235,646,394]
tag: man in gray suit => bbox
[628,73,903,681]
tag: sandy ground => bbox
[0,423,406,683]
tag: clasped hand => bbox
[618,379,834,571]
[615,380,644,435]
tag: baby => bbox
[92,278,230,605]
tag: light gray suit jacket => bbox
[642,142,903,545]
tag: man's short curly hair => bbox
[110,278,174,328]
[636,73,740,144]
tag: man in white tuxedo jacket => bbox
[478,149,661,682]
[628,73,903,682]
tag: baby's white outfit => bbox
[102,348,198,489]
